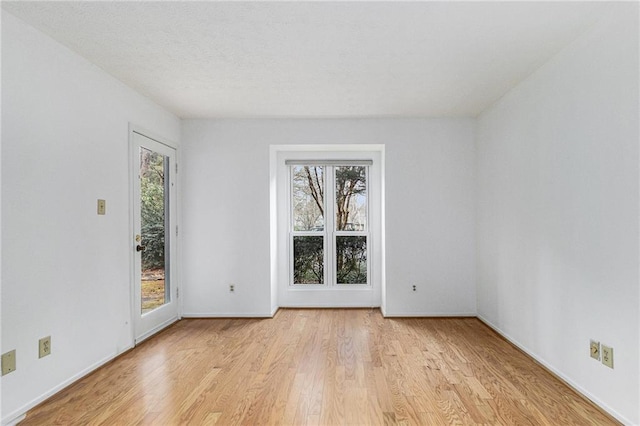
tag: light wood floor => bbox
[22,309,618,425]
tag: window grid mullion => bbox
[326,166,335,287]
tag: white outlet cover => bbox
[601,344,614,369]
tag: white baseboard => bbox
[186,307,473,316]
[1,414,25,426]
[382,311,476,317]
[1,348,132,426]
[477,315,632,426]
[135,316,179,344]
[181,312,276,318]
[278,303,380,308]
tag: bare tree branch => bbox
[305,166,324,216]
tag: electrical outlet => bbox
[1,350,16,375]
[601,344,614,369]
[229,284,235,292]
[590,340,600,360]
[39,336,51,358]
[412,285,416,292]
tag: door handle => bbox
[136,245,146,252]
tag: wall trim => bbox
[382,311,476,317]
[477,314,631,425]
[278,303,381,308]
[1,414,25,426]
[181,312,276,318]
[134,317,180,345]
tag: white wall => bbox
[476,5,639,424]
[180,119,476,317]
[1,12,180,424]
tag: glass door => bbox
[131,130,178,343]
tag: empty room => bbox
[1,1,639,425]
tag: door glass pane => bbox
[293,236,324,284]
[140,147,170,314]
[292,166,324,231]
[336,236,367,284]
[335,166,367,231]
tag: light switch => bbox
[97,199,106,215]
[590,340,600,360]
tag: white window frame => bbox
[272,145,384,308]
[288,164,371,287]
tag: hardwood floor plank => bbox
[282,372,306,424]
[20,309,620,425]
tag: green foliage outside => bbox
[140,150,166,270]
[336,236,367,284]
[293,236,324,284]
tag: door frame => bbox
[129,125,180,344]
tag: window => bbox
[272,145,383,308]
[289,163,370,286]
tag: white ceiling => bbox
[2,1,608,119]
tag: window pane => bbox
[140,147,169,313]
[293,236,324,284]
[335,166,367,231]
[292,166,324,231]
[336,236,367,284]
